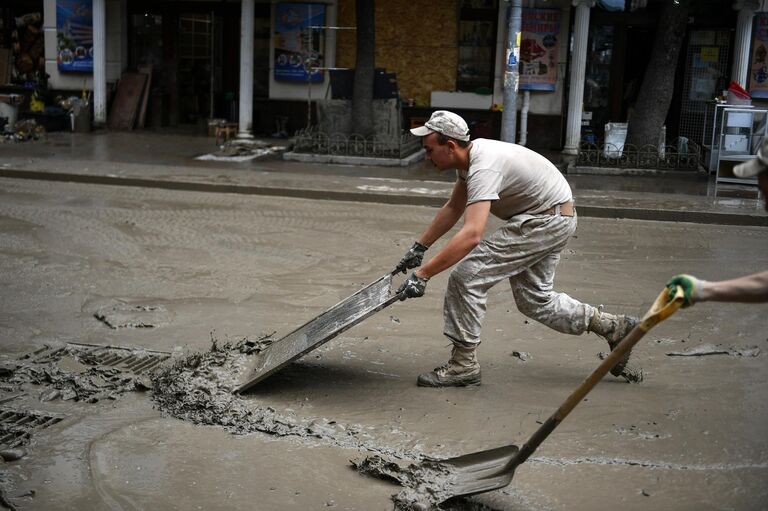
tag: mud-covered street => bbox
[0,176,766,510]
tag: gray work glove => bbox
[394,241,429,274]
[397,272,429,300]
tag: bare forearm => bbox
[699,271,768,303]
[417,228,480,279]
[417,203,463,247]
[416,200,490,280]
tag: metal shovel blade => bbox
[234,273,401,394]
[409,286,685,505]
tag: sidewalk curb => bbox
[1,168,766,227]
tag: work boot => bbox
[588,306,639,379]
[417,345,481,387]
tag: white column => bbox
[733,0,761,88]
[238,0,255,139]
[562,0,595,156]
[93,0,107,125]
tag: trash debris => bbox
[93,302,172,329]
[511,351,530,362]
[0,448,27,462]
[665,344,761,358]
[1,118,44,143]
[195,140,286,162]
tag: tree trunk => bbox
[625,0,689,148]
[351,0,375,137]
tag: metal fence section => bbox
[576,138,701,170]
[292,126,422,159]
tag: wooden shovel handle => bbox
[510,286,685,468]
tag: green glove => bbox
[666,274,703,308]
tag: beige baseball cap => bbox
[734,136,768,178]
[410,110,470,142]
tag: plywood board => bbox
[107,73,148,130]
[136,65,153,129]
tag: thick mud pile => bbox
[354,455,502,511]
[150,338,471,509]
[149,338,415,459]
[149,336,289,434]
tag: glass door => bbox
[582,24,614,141]
[178,12,212,124]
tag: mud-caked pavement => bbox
[0,176,766,510]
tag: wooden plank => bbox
[107,73,147,130]
[136,65,153,129]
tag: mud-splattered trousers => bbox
[443,212,595,347]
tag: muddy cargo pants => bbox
[443,212,595,347]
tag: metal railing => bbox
[292,126,422,159]
[576,138,702,170]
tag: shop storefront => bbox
[580,1,738,147]
[0,0,758,159]
[126,1,270,128]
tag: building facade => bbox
[0,0,759,156]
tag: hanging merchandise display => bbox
[12,11,45,81]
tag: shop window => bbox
[582,25,614,141]
[253,15,270,98]
[457,0,498,93]
[178,13,212,123]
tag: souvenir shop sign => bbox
[274,3,326,83]
[518,8,560,92]
[56,0,93,72]
[749,13,768,98]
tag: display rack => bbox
[715,106,767,186]
[702,102,754,173]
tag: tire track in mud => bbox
[0,182,386,303]
[1,178,418,261]
[0,204,146,262]
[529,455,768,471]
[0,180,434,304]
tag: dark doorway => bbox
[128,1,271,130]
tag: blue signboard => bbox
[274,3,326,82]
[56,0,93,72]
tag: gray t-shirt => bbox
[457,138,572,219]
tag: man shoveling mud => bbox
[395,110,639,387]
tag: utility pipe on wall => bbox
[93,0,106,124]
[238,0,255,139]
[519,90,530,146]
[501,0,522,143]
